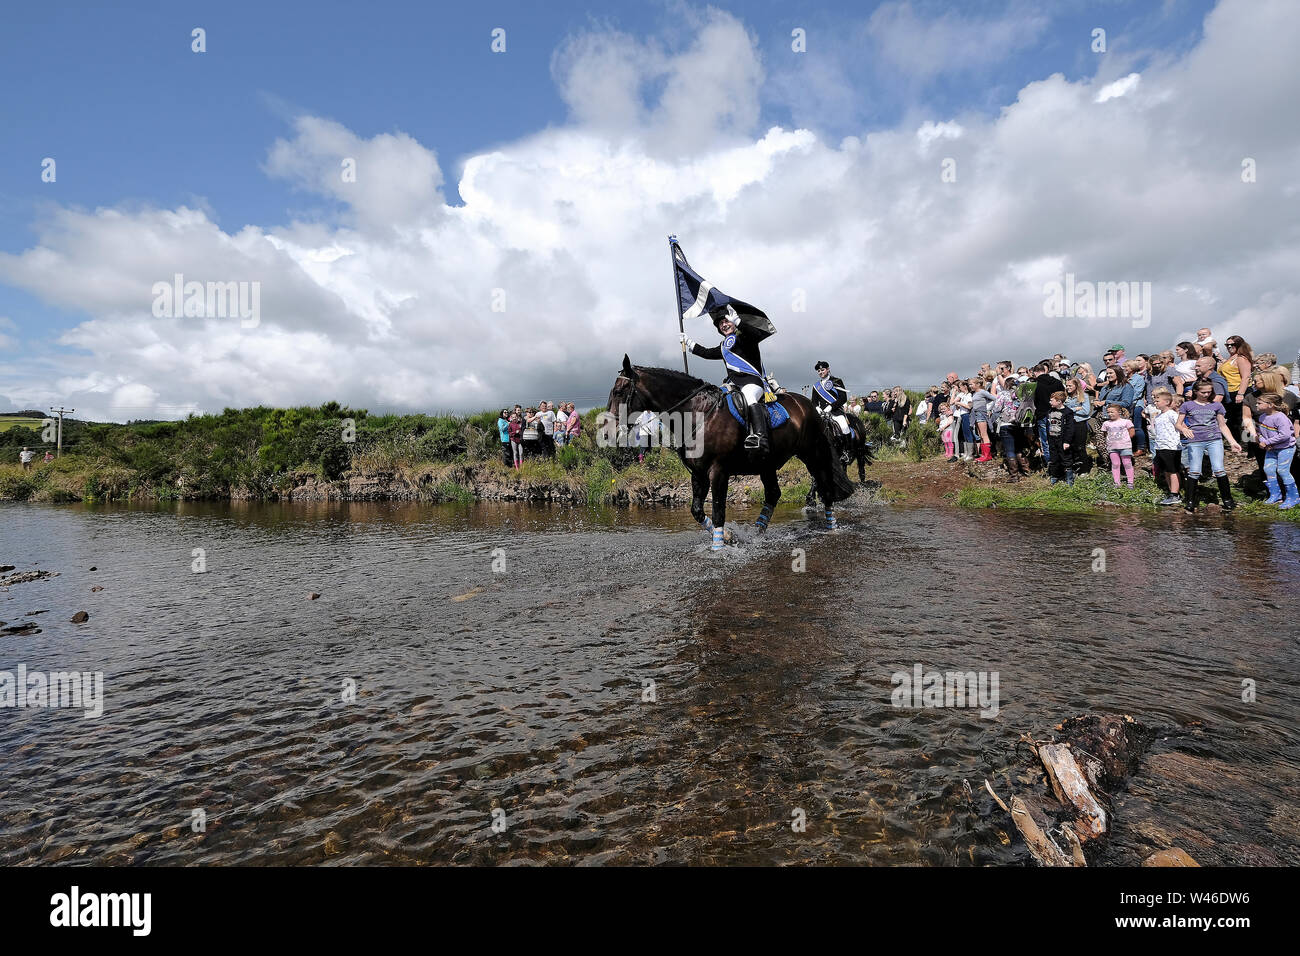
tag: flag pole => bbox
[669,234,689,374]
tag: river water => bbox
[2,497,1298,866]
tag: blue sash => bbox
[814,378,840,405]
[721,333,763,378]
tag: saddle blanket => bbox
[724,393,790,429]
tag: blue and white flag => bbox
[670,237,775,340]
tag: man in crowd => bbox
[1031,361,1066,467]
[1185,355,1229,403]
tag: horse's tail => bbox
[816,415,857,503]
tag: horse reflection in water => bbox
[608,355,856,549]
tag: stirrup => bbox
[744,433,762,449]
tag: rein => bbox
[655,383,720,416]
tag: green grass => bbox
[957,470,1300,522]
[0,417,47,433]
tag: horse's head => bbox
[607,354,649,414]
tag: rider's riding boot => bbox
[745,401,770,452]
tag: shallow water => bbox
[2,496,1297,865]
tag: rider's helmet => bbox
[814,361,830,375]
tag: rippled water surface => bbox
[2,497,1298,865]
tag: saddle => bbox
[724,391,789,429]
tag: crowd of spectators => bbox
[495,402,582,469]
[846,334,1300,512]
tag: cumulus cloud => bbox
[1,0,1298,422]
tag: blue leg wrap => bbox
[755,504,773,530]
[824,508,836,530]
[711,527,725,551]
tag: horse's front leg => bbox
[756,468,779,531]
[708,463,728,550]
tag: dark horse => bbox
[805,410,875,506]
[608,356,855,549]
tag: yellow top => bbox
[1219,358,1242,391]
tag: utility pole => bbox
[49,406,74,457]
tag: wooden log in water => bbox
[1038,742,1108,841]
[1009,795,1074,867]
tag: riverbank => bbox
[4,450,1298,523]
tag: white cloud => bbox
[0,0,1298,421]
[1095,73,1141,103]
[866,1,1050,80]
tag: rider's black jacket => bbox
[813,375,848,413]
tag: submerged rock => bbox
[70,611,89,623]
[0,569,59,587]
[1142,848,1200,867]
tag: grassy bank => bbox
[3,400,1296,523]
[0,401,823,506]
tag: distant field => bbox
[0,417,48,433]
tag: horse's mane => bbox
[632,365,714,391]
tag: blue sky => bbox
[7,0,1291,420]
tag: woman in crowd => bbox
[1176,380,1242,512]
[1064,377,1092,469]
[969,376,997,461]
[497,409,512,466]
[522,407,540,458]
[565,403,582,442]
[1219,336,1254,440]
[887,386,910,443]
[1172,342,1199,395]
[1146,353,1175,397]
[1122,358,1149,454]
[507,410,524,469]
[949,380,972,459]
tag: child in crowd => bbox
[1044,391,1078,485]
[938,403,956,462]
[1176,380,1242,512]
[990,387,1023,479]
[1101,403,1136,488]
[1145,389,1183,506]
[1255,393,1299,508]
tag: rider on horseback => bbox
[812,361,852,464]
[680,304,775,453]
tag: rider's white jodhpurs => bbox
[739,383,764,405]
[833,413,850,435]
